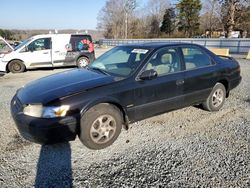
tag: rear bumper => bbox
[229,76,242,90]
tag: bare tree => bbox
[201,0,222,36]
[219,0,248,37]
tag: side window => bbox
[144,48,181,76]
[182,47,211,70]
[28,38,51,51]
[69,35,92,52]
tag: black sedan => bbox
[11,43,241,150]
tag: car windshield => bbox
[89,46,149,77]
[14,38,32,51]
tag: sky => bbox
[0,0,107,30]
[0,0,178,30]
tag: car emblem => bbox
[13,100,16,105]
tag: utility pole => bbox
[124,0,136,39]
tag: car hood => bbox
[17,68,115,104]
[0,37,14,54]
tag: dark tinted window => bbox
[69,35,92,52]
[144,48,181,76]
[182,47,211,70]
[28,38,51,51]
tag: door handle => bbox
[43,52,49,54]
[176,79,184,86]
[54,51,60,53]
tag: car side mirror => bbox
[139,69,158,80]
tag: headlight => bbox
[23,104,70,118]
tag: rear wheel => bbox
[8,60,25,73]
[79,103,123,150]
[202,83,226,111]
[77,57,89,68]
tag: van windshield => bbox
[14,38,32,51]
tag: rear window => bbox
[182,47,212,70]
[69,35,93,52]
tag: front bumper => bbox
[0,59,7,72]
[11,96,79,144]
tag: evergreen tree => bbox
[160,8,176,36]
[176,0,202,37]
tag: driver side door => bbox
[132,47,185,121]
[22,38,52,68]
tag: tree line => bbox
[97,0,250,38]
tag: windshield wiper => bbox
[89,67,110,75]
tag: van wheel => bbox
[77,57,89,68]
[8,60,25,73]
[79,103,123,150]
[202,83,226,111]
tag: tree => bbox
[176,0,202,37]
[160,8,176,36]
[219,0,248,37]
[200,0,222,37]
[144,0,170,38]
[97,0,137,39]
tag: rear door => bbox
[181,46,218,105]
[65,35,94,64]
[51,34,71,67]
[132,47,185,121]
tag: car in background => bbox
[0,36,14,75]
[0,36,14,54]
[0,34,95,73]
[11,43,241,150]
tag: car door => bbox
[23,37,52,68]
[51,34,71,67]
[181,46,218,106]
[132,47,185,121]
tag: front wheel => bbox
[77,57,89,68]
[79,103,123,150]
[202,83,226,111]
[8,60,26,73]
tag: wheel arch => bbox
[80,98,129,130]
[217,79,229,98]
[76,55,89,62]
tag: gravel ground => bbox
[0,50,249,187]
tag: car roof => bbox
[121,42,202,49]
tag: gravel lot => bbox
[0,49,249,187]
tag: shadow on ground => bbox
[35,142,72,188]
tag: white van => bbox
[0,34,95,73]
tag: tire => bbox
[77,57,89,68]
[202,83,226,111]
[79,103,123,150]
[8,60,25,73]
